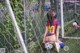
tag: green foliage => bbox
[10,0,24,31]
[0,0,23,52]
[64,19,76,36]
[0,0,80,53]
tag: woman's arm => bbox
[56,26,60,42]
[43,26,48,43]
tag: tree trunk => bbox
[50,0,54,10]
[40,0,45,18]
[37,0,40,11]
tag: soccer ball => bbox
[72,22,77,26]
[45,42,53,49]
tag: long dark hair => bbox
[47,10,56,23]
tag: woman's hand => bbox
[42,40,45,43]
[55,39,59,42]
[42,36,45,43]
[55,40,58,42]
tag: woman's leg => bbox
[48,35,60,52]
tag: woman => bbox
[43,10,61,52]
[43,10,60,43]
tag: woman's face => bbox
[47,10,56,22]
[52,11,56,17]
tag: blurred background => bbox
[0,0,80,53]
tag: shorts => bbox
[45,35,56,42]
